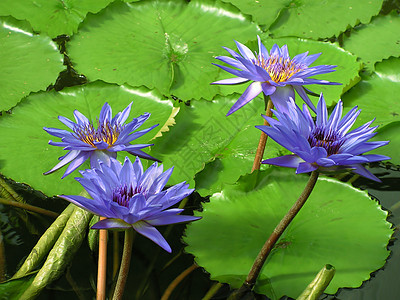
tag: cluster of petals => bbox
[256,94,390,182]
[212,36,339,116]
[60,156,200,252]
[43,102,159,178]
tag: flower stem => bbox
[252,96,274,172]
[97,217,108,300]
[112,228,134,300]
[112,231,120,280]
[0,197,59,218]
[161,263,198,300]
[230,171,319,299]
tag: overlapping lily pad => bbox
[342,58,400,129]
[148,94,287,194]
[0,81,174,196]
[185,169,393,299]
[0,17,63,111]
[67,0,260,101]
[268,0,383,39]
[220,0,291,27]
[343,12,400,72]
[0,0,114,37]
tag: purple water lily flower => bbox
[256,94,390,182]
[59,156,200,252]
[212,36,340,116]
[44,102,159,178]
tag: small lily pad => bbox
[342,58,400,129]
[0,16,63,111]
[343,12,400,72]
[268,0,383,39]
[0,0,114,37]
[185,168,392,299]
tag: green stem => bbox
[161,264,198,300]
[112,228,134,300]
[202,282,223,300]
[0,197,59,218]
[251,95,274,172]
[230,171,319,299]
[297,264,336,300]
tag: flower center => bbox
[308,127,345,156]
[112,184,141,208]
[256,55,303,83]
[73,120,122,148]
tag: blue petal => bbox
[119,125,159,144]
[147,214,201,226]
[43,127,72,138]
[269,86,295,114]
[226,81,263,116]
[58,116,76,130]
[44,150,81,176]
[215,55,245,70]
[99,102,112,124]
[294,86,316,113]
[62,151,91,178]
[91,218,131,230]
[257,35,270,60]
[296,162,318,174]
[132,221,172,252]
[261,155,303,168]
[234,40,256,61]
[350,164,381,182]
[301,53,321,66]
[211,77,249,85]
[112,102,132,126]
[90,150,116,169]
[261,82,276,96]
[59,195,109,216]
[126,149,160,162]
[73,110,90,125]
[316,94,328,126]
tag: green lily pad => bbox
[342,58,400,129]
[0,274,35,299]
[0,81,174,197]
[0,17,64,111]
[220,0,291,27]
[268,0,383,39]
[149,94,287,193]
[184,168,393,299]
[0,0,114,38]
[67,0,260,101]
[343,12,400,73]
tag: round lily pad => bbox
[0,81,174,196]
[268,0,383,39]
[0,0,114,38]
[67,0,260,101]
[343,12,400,73]
[184,169,393,299]
[0,16,63,111]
